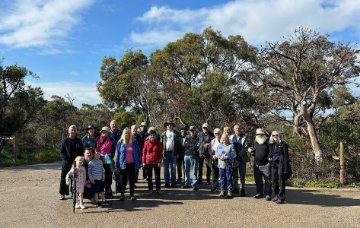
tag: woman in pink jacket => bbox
[96,126,113,197]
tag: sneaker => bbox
[253,193,263,199]
[227,190,233,198]
[171,183,177,188]
[102,200,111,206]
[192,186,198,191]
[79,204,86,209]
[96,202,102,208]
[272,196,279,202]
[59,194,65,200]
[75,203,80,209]
[210,187,218,192]
[276,199,285,204]
[182,185,191,189]
[240,189,246,197]
[130,196,136,200]
[265,195,271,201]
[164,183,170,188]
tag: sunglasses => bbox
[272,135,279,136]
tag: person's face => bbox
[95,152,101,160]
[272,134,279,141]
[180,129,185,136]
[131,126,138,135]
[202,127,208,134]
[68,127,77,138]
[189,130,196,136]
[167,124,173,131]
[88,128,95,136]
[84,149,93,160]
[101,131,109,137]
[124,131,130,140]
[77,159,84,167]
[221,135,229,144]
[234,125,241,135]
[149,134,155,142]
[110,121,118,131]
[214,132,220,139]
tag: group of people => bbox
[59,120,292,210]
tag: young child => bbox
[66,156,87,209]
[88,148,108,207]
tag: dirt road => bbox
[0,162,359,228]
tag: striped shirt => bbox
[88,159,104,181]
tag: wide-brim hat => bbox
[100,126,111,133]
[86,124,96,130]
[256,128,265,135]
[163,121,176,128]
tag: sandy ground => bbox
[0,162,359,228]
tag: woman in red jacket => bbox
[142,128,163,194]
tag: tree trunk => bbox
[305,119,322,162]
[293,114,303,137]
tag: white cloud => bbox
[0,0,94,49]
[130,0,360,48]
[27,81,102,107]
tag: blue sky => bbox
[0,0,359,107]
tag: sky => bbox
[0,0,360,107]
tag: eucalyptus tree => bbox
[255,28,360,161]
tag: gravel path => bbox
[0,162,359,228]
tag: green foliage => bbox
[0,148,59,167]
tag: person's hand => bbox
[142,163,146,167]
[212,155,217,160]
[220,155,225,161]
[158,163,161,167]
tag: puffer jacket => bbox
[142,139,163,165]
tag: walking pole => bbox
[72,160,77,213]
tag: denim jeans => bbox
[184,155,199,186]
[163,151,177,184]
[219,165,233,191]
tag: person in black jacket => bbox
[183,126,201,191]
[269,131,292,204]
[248,128,271,201]
[198,123,214,185]
[59,125,84,200]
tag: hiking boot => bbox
[240,189,246,197]
[232,188,239,195]
[96,202,102,208]
[219,190,226,197]
[253,193,263,199]
[227,190,233,198]
[272,196,279,202]
[59,194,65,200]
[265,195,271,201]
[130,195,136,201]
[192,185,199,191]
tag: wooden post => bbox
[13,135,17,163]
[339,142,344,186]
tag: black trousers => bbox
[254,163,271,196]
[59,161,72,195]
[211,162,219,188]
[119,163,136,197]
[103,164,113,194]
[271,166,286,200]
[177,154,184,180]
[146,164,161,191]
[198,157,211,183]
